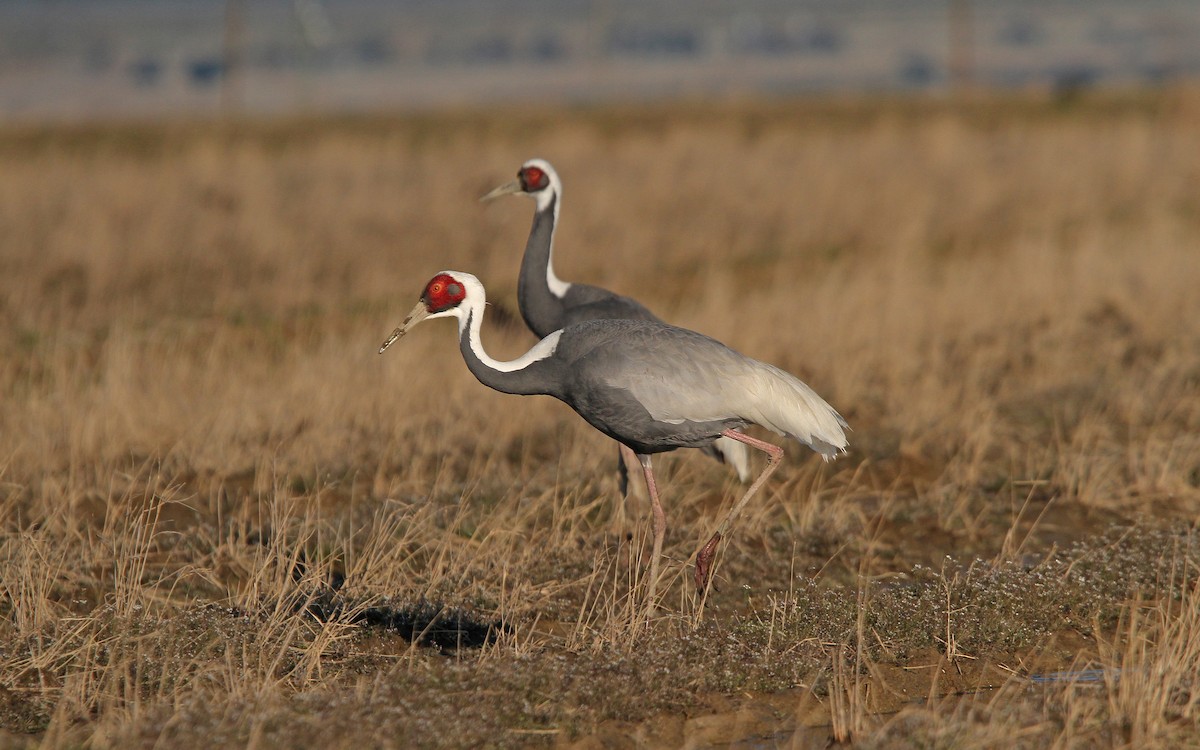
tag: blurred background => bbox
[2,0,1199,121]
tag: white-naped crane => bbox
[482,159,752,495]
[379,271,848,614]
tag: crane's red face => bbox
[519,165,550,193]
[378,272,470,353]
[421,273,467,313]
[480,161,554,203]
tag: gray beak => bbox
[378,301,430,354]
[480,179,524,202]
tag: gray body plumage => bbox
[558,284,660,331]
[555,321,748,454]
[458,311,848,459]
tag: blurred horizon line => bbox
[1,0,1198,123]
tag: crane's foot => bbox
[694,533,722,591]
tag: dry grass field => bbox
[2,90,1200,748]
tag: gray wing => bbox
[553,321,736,451]
[584,324,751,420]
[558,292,752,476]
[564,321,849,459]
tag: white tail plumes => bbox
[733,360,848,460]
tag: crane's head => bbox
[378,271,477,353]
[480,159,559,208]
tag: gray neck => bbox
[517,191,568,338]
[458,310,564,398]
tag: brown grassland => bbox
[1,90,1200,748]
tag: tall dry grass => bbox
[1,91,1200,746]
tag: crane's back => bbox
[552,319,848,459]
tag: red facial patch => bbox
[422,273,467,313]
[520,166,549,192]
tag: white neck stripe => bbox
[446,275,563,372]
[531,165,572,300]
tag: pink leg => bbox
[694,429,784,592]
[639,454,667,617]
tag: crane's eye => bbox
[522,167,547,191]
[430,282,444,295]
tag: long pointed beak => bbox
[378,301,430,354]
[480,179,523,202]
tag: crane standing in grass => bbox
[482,159,751,496]
[380,271,848,614]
